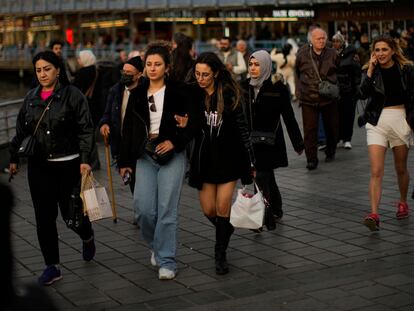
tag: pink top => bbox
[40,90,53,101]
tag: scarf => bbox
[78,50,96,67]
[249,50,272,99]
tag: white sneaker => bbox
[344,141,352,149]
[150,251,157,267]
[158,267,176,280]
[337,140,344,148]
[318,144,327,151]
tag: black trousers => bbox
[255,169,282,216]
[27,157,93,266]
[302,102,339,162]
[338,94,357,142]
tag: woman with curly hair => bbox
[359,35,414,231]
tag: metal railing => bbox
[0,40,286,63]
[0,99,23,145]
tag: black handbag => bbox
[318,80,340,100]
[247,89,280,147]
[309,48,340,100]
[144,139,174,165]
[250,119,280,146]
[64,184,84,230]
[17,136,37,157]
[18,98,53,157]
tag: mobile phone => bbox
[122,172,131,185]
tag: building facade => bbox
[0,0,412,52]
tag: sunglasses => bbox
[148,95,156,112]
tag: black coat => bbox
[336,45,361,96]
[10,84,94,164]
[73,65,103,126]
[118,80,195,169]
[241,78,304,170]
[358,63,414,128]
[188,86,253,190]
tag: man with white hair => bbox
[295,27,339,170]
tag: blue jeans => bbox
[133,152,186,271]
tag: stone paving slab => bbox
[5,103,414,310]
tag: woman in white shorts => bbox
[358,35,414,231]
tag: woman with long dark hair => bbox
[9,51,95,286]
[359,35,414,231]
[188,52,254,275]
[119,43,195,280]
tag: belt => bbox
[149,133,159,140]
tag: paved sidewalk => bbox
[4,104,414,310]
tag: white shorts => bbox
[366,108,412,148]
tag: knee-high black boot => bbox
[205,215,217,227]
[215,217,234,275]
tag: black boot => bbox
[205,215,217,227]
[215,217,234,275]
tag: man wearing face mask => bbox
[216,36,247,82]
[99,56,143,173]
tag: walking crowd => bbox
[5,24,414,295]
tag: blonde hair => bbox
[362,35,413,70]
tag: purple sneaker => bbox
[38,265,62,286]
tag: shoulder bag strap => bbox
[248,87,254,132]
[309,47,322,82]
[32,97,53,136]
[84,70,98,98]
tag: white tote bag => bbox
[80,172,112,222]
[230,183,265,230]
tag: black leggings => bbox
[27,157,93,266]
[255,169,282,216]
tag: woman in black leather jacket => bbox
[9,51,95,285]
[188,52,254,275]
[359,35,414,231]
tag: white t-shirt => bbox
[148,85,166,135]
[121,87,130,129]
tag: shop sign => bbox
[28,15,60,31]
[327,8,385,19]
[272,9,315,19]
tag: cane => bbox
[104,135,117,223]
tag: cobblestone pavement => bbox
[4,104,414,311]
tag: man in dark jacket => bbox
[295,27,339,170]
[99,56,143,225]
[99,56,143,164]
[332,33,361,150]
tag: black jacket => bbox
[98,82,126,159]
[241,78,304,170]
[10,84,94,164]
[188,85,254,190]
[118,80,196,169]
[358,63,414,128]
[336,45,361,96]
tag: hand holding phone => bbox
[367,52,378,77]
[370,52,378,66]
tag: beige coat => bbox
[270,49,296,96]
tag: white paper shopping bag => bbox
[81,172,112,222]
